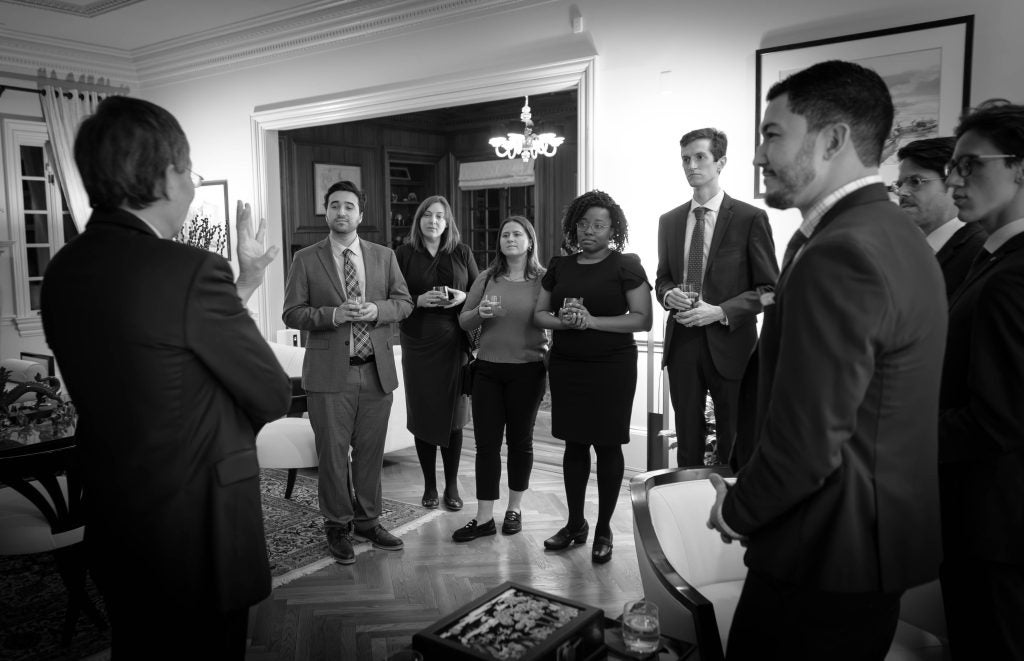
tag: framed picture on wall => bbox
[20,352,55,378]
[173,180,232,260]
[754,15,974,198]
[313,163,362,215]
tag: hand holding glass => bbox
[560,297,584,324]
[486,294,505,317]
[622,599,660,654]
[431,286,449,306]
[676,283,699,310]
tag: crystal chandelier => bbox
[488,96,565,162]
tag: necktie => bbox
[686,207,708,293]
[343,248,372,358]
[781,229,809,272]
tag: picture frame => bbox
[389,166,411,181]
[313,163,362,215]
[19,352,55,378]
[754,16,974,198]
[176,180,231,260]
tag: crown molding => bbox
[0,0,558,90]
[0,0,145,18]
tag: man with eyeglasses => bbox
[655,127,778,469]
[40,96,291,658]
[895,137,987,299]
[938,99,1024,660]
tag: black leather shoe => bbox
[501,510,522,535]
[443,493,463,511]
[452,518,496,542]
[543,521,589,550]
[326,526,355,565]
[354,524,404,550]
[422,490,439,508]
[592,534,613,564]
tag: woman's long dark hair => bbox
[560,189,628,253]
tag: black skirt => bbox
[548,346,637,446]
[401,314,470,446]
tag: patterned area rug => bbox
[0,469,436,661]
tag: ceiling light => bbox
[488,96,564,162]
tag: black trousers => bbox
[666,326,739,467]
[941,557,1024,660]
[727,569,900,661]
[470,360,546,500]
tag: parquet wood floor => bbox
[245,413,644,660]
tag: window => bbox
[462,186,534,270]
[3,119,78,333]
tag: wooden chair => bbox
[0,438,107,645]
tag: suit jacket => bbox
[40,208,291,612]
[939,230,1024,564]
[935,221,987,300]
[282,237,412,393]
[722,184,947,593]
[655,194,779,379]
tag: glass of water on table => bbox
[622,598,660,654]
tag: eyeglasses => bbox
[576,221,610,232]
[887,175,943,194]
[943,154,1020,179]
[188,168,204,188]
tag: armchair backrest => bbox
[267,341,304,378]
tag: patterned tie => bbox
[781,229,809,272]
[343,248,372,358]
[686,207,708,293]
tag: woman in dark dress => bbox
[396,195,480,511]
[533,190,652,564]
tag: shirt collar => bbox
[798,175,883,238]
[983,217,1024,253]
[692,189,725,215]
[137,216,164,239]
[925,217,965,254]
[330,234,361,257]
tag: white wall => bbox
[2,0,1022,469]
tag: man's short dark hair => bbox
[324,180,366,213]
[681,127,728,161]
[897,137,956,176]
[767,60,894,167]
[954,99,1024,163]
[74,96,190,211]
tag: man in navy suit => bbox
[939,100,1024,660]
[708,61,947,660]
[655,128,778,468]
[895,137,986,298]
[41,96,291,659]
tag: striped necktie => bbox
[686,207,708,293]
[343,248,372,358]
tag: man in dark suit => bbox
[655,128,778,468]
[707,61,947,660]
[283,180,413,565]
[939,100,1024,660]
[40,96,292,658]
[896,137,987,298]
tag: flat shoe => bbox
[592,535,613,564]
[443,493,463,511]
[421,491,439,508]
[452,518,496,542]
[501,510,522,535]
[543,521,589,550]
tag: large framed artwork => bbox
[174,179,231,260]
[313,163,362,215]
[754,16,974,197]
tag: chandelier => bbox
[488,96,565,162]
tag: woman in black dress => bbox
[396,195,479,511]
[533,190,652,564]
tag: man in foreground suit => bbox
[939,100,1024,660]
[283,180,413,564]
[707,61,947,660]
[655,128,778,468]
[896,137,986,298]
[41,96,292,658]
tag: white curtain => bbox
[40,85,106,233]
[458,159,535,190]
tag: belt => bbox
[349,354,375,366]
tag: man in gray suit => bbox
[283,180,413,564]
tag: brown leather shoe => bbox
[354,524,404,550]
[326,525,355,564]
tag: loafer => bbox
[443,493,464,511]
[326,525,355,565]
[354,524,404,550]
[543,520,589,550]
[452,518,496,542]
[502,510,522,535]
[422,491,439,508]
[592,534,613,564]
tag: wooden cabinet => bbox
[386,155,438,250]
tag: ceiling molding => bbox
[0,0,144,18]
[0,0,559,90]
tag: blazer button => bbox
[345,340,350,346]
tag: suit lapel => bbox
[673,201,692,279]
[950,231,1024,307]
[316,239,346,299]
[358,239,380,299]
[705,195,733,275]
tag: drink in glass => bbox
[431,285,449,305]
[486,294,505,317]
[677,283,699,310]
[622,599,660,654]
